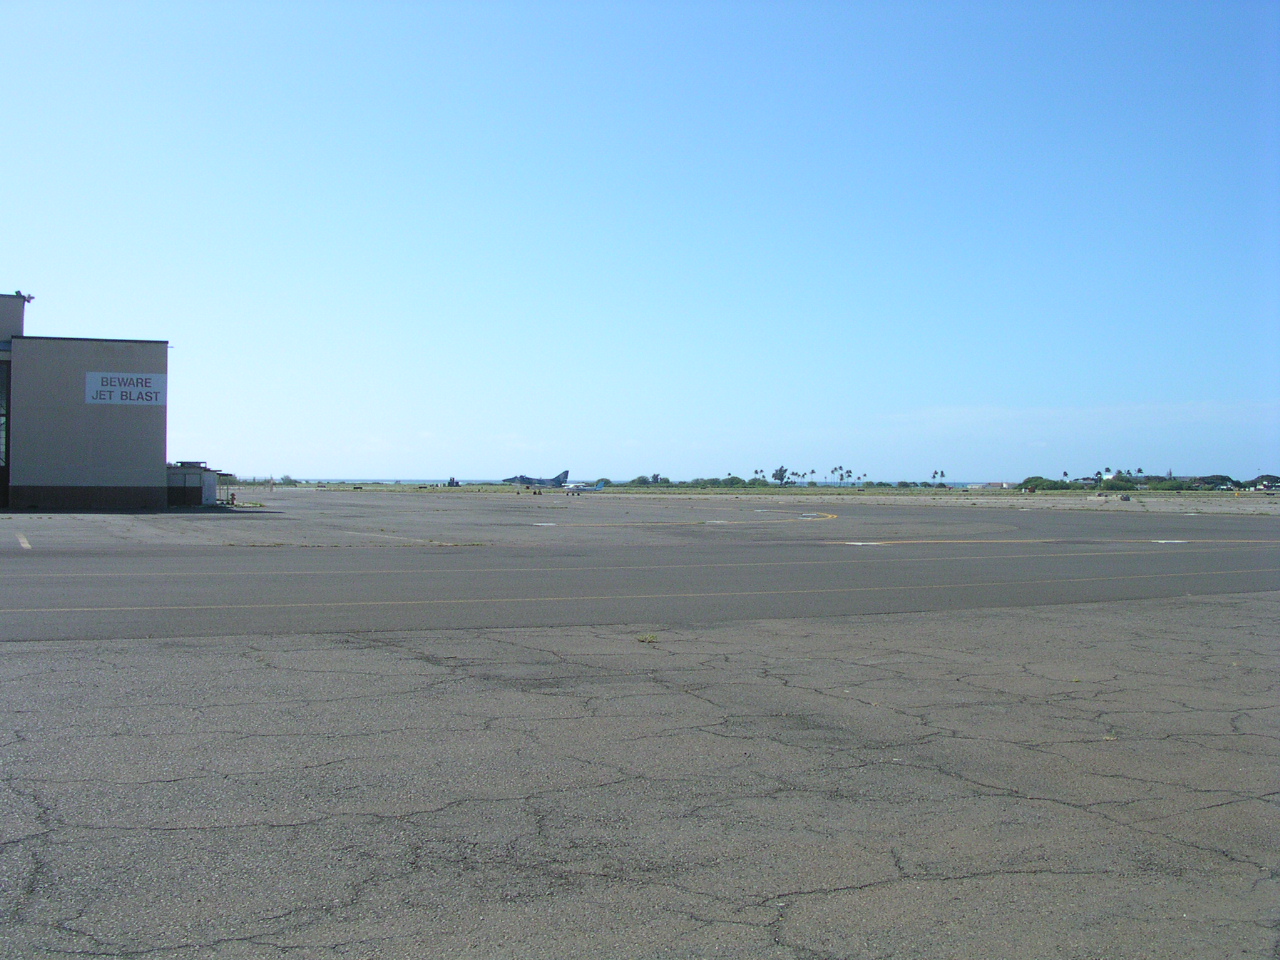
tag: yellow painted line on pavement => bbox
[554,511,837,528]
[330,529,433,543]
[0,544,1273,580]
[1,567,1275,615]
[824,538,1280,545]
[326,513,837,536]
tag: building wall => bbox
[0,295,26,507]
[8,337,168,510]
[0,295,25,340]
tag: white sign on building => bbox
[85,372,167,405]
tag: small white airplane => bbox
[562,480,606,495]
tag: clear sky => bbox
[3,1,1277,482]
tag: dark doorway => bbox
[0,360,8,509]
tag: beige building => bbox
[1,293,169,510]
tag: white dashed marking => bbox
[532,522,556,527]
[845,542,885,546]
[1152,540,1188,544]
[15,533,31,550]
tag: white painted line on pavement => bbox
[15,533,31,550]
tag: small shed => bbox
[167,461,219,507]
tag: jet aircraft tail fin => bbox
[554,470,570,485]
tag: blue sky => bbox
[3,1,1277,481]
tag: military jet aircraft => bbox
[502,470,570,488]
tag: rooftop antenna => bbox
[13,291,33,303]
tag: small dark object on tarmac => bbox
[1120,495,1131,501]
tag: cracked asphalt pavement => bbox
[1,491,1277,958]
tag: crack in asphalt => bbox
[1,593,1277,958]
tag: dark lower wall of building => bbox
[167,486,204,507]
[8,485,167,511]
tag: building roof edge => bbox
[12,335,169,345]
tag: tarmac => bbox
[1,490,1277,958]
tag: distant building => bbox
[166,461,219,507]
[1,293,169,510]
